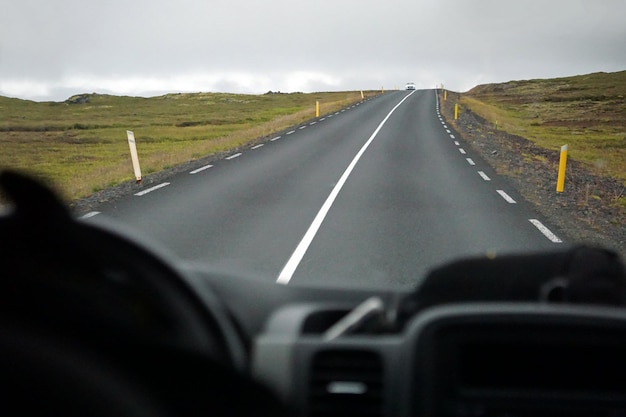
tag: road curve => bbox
[88,90,563,289]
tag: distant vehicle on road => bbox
[405,82,416,90]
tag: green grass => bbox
[458,70,626,182]
[0,91,374,201]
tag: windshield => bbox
[1,0,624,290]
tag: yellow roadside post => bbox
[444,90,447,101]
[556,145,568,192]
[315,100,320,118]
[454,103,459,120]
[361,90,364,99]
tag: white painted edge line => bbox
[135,182,170,196]
[320,117,326,121]
[450,134,455,139]
[251,144,264,150]
[466,158,476,166]
[459,148,466,154]
[446,129,451,133]
[80,211,100,219]
[270,136,281,141]
[310,121,317,125]
[286,130,295,135]
[443,125,448,128]
[478,171,491,181]
[277,90,416,284]
[225,153,242,160]
[190,164,213,174]
[299,126,307,130]
[529,219,563,243]
[497,190,517,204]
[454,141,460,146]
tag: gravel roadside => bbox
[440,91,625,260]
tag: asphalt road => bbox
[87,90,564,289]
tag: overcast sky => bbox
[2,0,625,101]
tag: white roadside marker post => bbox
[127,130,142,184]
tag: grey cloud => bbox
[1,0,625,101]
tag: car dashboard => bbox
[249,299,626,417]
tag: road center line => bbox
[529,219,563,243]
[135,182,170,196]
[190,164,213,174]
[497,189,517,204]
[276,91,416,284]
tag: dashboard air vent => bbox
[309,349,383,417]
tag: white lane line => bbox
[277,91,416,284]
[190,164,213,174]
[478,171,491,181]
[225,153,242,160]
[459,148,466,154]
[310,121,317,125]
[271,136,281,141]
[450,134,455,139]
[299,126,307,130]
[529,219,563,243]
[466,158,476,166]
[497,190,517,204]
[320,117,326,121]
[135,182,170,196]
[286,130,295,135]
[80,211,100,219]
[443,125,448,128]
[446,129,451,133]
[251,144,264,149]
[454,141,460,146]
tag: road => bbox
[86,90,563,289]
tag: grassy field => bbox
[458,71,626,183]
[1,90,374,201]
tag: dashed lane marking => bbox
[529,219,563,243]
[190,164,213,174]
[80,211,100,219]
[497,190,517,204]
[135,182,170,196]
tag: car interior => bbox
[2,169,626,417]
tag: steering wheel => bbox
[0,170,286,417]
